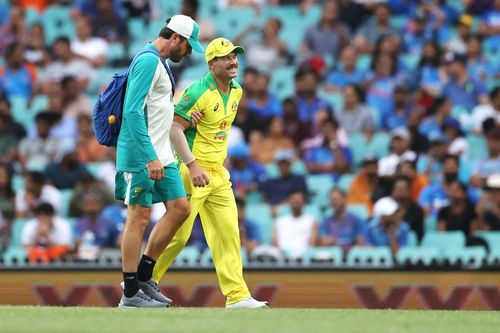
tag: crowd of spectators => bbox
[0,0,499,265]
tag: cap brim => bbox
[188,38,205,53]
[213,46,245,59]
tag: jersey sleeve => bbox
[122,54,159,162]
[174,85,203,122]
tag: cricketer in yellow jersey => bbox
[153,38,268,308]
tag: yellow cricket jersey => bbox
[174,72,242,166]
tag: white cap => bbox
[166,15,204,53]
[374,197,399,218]
[391,127,411,141]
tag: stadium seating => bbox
[174,246,200,266]
[302,246,343,266]
[421,231,466,252]
[473,231,500,251]
[396,246,440,266]
[245,203,273,245]
[269,66,295,100]
[443,246,487,268]
[346,246,393,268]
[3,218,29,266]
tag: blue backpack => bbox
[93,47,175,146]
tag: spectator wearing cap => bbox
[250,116,295,164]
[334,84,375,135]
[348,155,383,215]
[378,127,416,178]
[445,14,473,54]
[443,117,468,157]
[21,202,72,264]
[471,127,500,186]
[272,190,318,260]
[355,3,400,54]
[324,46,367,92]
[366,197,410,255]
[15,171,61,218]
[259,149,307,207]
[300,0,350,60]
[475,173,500,231]
[303,118,352,177]
[320,188,366,251]
[437,180,477,237]
[228,143,267,197]
[471,87,500,133]
[236,196,261,256]
[417,131,452,184]
[391,176,424,243]
[396,160,429,204]
[441,51,489,111]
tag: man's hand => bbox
[190,111,204,128]
[147,159,164,180]
[187,160,210,187]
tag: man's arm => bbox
[170,115,210,187]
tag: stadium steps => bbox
[346,246,393,268]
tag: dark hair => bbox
[330,187,346,197]
[235,195,246,208]
[294,68,318,82]
[61,76,76,89]
[183,0,199,13]
[490,86,500,100]
[418,40,442,68]
[244,67,259,76]
[268,17,282,31]
[428,96,449,115]
[53,36,71,46]
[398,159,417,170]
[5,42,20,58]
[393,175,411,188]
[35,111,53,123]
[443,153,459,166]
[27,171,45,185]
[466,34,483,44]
[346,84,366,103]
[34,202,55,216]
[159,18,186,40]
[449,180,467,193]
[0,162,14,198]
[371,35,399,74]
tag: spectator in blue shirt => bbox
[477,0,500,49]
[228,143,267,197]
[471,127,500,186]
[236,196,261,256]
[319,188,366,252]
[365,54,400,118]
[0,43,35,101]
[324,46,366,91]
[382,85,414,131]
[419,97,452,138]
[259,149,308,206]
[303,119,352,177]
[247,72,282,127]
[44,151,89,190]
[441,52,489,111]
[366,196,409,255]
[402,8,436,56]
[418,40,443,97]
[294,68,333,123]
[466,34,494,82]
[355,3,400,53]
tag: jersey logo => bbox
[231,101,238,112]
[213,103,219,112]
[133,187,143,196]
[214,131,227,141]
[219,121,227,130]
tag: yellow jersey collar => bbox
[205,72,241,91]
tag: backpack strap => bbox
[133,47,176,96]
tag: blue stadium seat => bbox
[421,231,466,252]
[174,246,200,266]
[346,204,369,221]
[199,248,213,266]
[318,90,343,111]
[3,218,29,266]
[443,246,487,268]
[302,246,343,266]
[214,7,256,41]
[277,203,323,221]
[348,132,390,167]
[9,96,30,125]
[29,94,49,115]
[336,173,354,193]
[400,53,420,70]
[127,18,147,43]
[269,66,295,100]
[180,64,209,83]
[407,230,418,247]
[396,246,440,266]
[279,24,306,53]
[199,0,218,18]
[42,5,74,45]
[245,203,273,245]
[24,7,41,27]
[424,215,437,233]
[59,189,74,218]
[347,246,393,267]
[107,43,127,62]
[306,174,335,208]
[473,231,500,251]
[488,247,500,265]
[356,54,372,71]
[389,15,408,30]
[466,134,488,161]
[12,174,24,192]
[157,0,181,17]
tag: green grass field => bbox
[0,306,498,333]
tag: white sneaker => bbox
[226,297,269,309]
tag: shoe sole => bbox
[120,282,172,305]
[118,302,170,308]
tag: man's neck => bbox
[152,38,169,59]
[214,74,232,94]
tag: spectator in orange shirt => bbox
[348,155,383,215]
[396,159,429,203]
